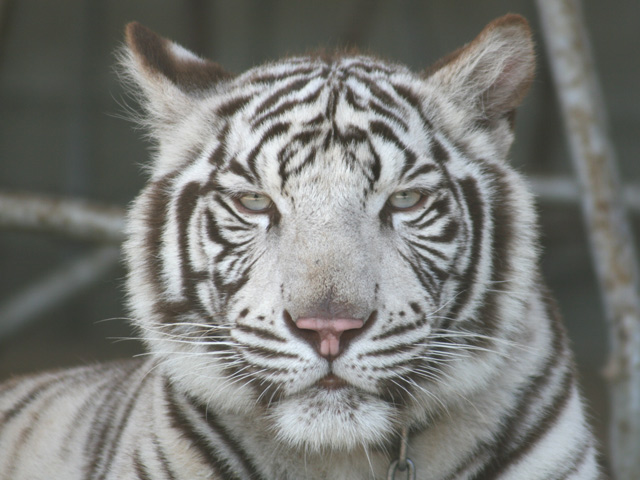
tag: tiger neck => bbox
[160,369,544,480]
[163,378,396,479]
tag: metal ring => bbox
[387,458,416,480]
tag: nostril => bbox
[284,310,377,359]
[295,317,364,358]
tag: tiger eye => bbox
[388,190,422,210]
[238,193,272,212]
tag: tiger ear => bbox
[121,22,233,127]
[424,14,535,122]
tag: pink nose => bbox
[295,317,364,358]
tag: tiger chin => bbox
[1,14,604,480]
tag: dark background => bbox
[1,1,639,473]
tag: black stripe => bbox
[430,138,449,163]
[469,164,518,340]
[445,177,483,325]
[3,376,73,477]
[400,249,438,300]
[249,66,321,85]
[344,86,366,110]
[217,95,252,118]
[365,81,399,112]
[484,163,516,287]
[165,385,227,479]
[407,238,449,262]
[404,242,450,291]
[277,129,322,185]
[253,77,313,117]
[243,344,299,360]
[305,113,325,126]
[61,365,120,459]
[252,86,323,128]
[165,381,262,479]
[212,195,252,228]
[371,315,427,341]
[235,324,287,343]
[209,123,231,166]
[226,158,256,184]
[325,87,339,132]
[468,295,574,479]
[445,311,570,480]
[208,221,256,303]
[141,173,184,323]
[404,163,436,182]
[194,402,263,480]
[153,436,178,480]
[0,377,61,428]
[408,234,449,281]
[348,60,395,75]
[95,367,154,480]
[332,125,369,146]
[175,181,204,302]
[369,120,416,176]
[246,122,291,179]
[392,83,433,130]
[84,361,147,479]
[213,266,250,306]
[205,196,256,305]
[406,196,450,229]
[205,208,236,249]
[133,449,154,480]
[368,99,409,131]
[364,341,421,358]
[282,149,316,186]
[370,147,382,184]
[418,220,459,244]
[471,369,574,479]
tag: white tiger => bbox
[0,14,603,479]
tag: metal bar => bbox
[0,191,125,243]
[536,0,640,477]
[529,175,640,212]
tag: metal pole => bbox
[0,192,125,243]
[536,0,640,477]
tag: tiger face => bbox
[209,72,468,450]
[123,16,536,452]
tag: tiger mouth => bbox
[316,373,349,390]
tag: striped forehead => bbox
[214,56,439,191]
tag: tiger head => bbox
[122,15,537,452]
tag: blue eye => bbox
[237,193,272,212]
[388,190,422,210]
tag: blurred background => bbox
[1,0,638,474]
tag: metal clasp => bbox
[386,425,416,480]
[387,458,416,480]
